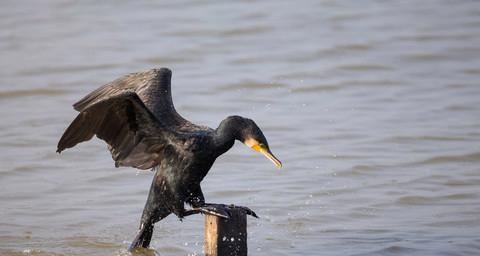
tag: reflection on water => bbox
[1,0,480,255]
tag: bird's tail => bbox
[129,223,154,251]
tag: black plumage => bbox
[57,68,281,249]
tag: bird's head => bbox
[220,116,282,168]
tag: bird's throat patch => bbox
[244,138,260,149]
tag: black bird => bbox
[57,68,282,249]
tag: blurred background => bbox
[1,0,480,255]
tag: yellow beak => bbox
[251,143,282,169]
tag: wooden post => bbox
[204,208,247,256]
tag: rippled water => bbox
[1,1,480,255]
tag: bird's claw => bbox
[192,205,231,219]
[184,204,258,219]
[183,205,230,219]
[204,203,259,219]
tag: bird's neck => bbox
[213,120,238,157]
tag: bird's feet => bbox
[184,203,258,219]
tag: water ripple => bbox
[0,88,69,99]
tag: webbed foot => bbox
[184,203,258,219]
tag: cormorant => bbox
[56,68,282,250]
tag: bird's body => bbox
[57,68,281,249]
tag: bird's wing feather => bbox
[72,68,208,133]
[73,72,142,112]
[57,91,180,170]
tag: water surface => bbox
[1,1,480,255]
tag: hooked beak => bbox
[245,139,282,168]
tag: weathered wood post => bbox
[204,208,248,256]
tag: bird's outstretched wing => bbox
[57,91,177,170]
[72,68,195,131]
[72,69,170,112]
